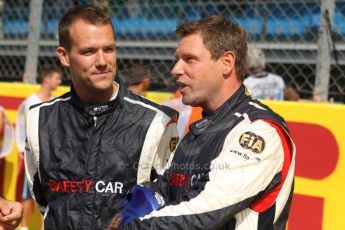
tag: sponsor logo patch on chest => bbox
[49,179,123,194]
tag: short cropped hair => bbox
[127,63,151,86]
[58,5,114,51]
[38,64,62,83]
[175,15,248,81]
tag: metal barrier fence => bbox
[0,0,344,102]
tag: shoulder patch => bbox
[239,131,265,153]
[245,87,251,96]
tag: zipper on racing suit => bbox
[79,114,98,227]
[93,116,97,128]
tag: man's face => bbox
[171,33,224,109]
[58,19,117,95]
[46,72,62,91]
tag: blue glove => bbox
[106,184,160,229]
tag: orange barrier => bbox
[1,82,344,229]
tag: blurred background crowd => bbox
[0,0,344,102]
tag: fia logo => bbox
[239,132,265,153]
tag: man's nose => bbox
[171,60,183,78]
[95,50,106,67]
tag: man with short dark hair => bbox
[119,15,295,230]
[25,5,178,230]
[126,63,152,95]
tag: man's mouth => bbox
[93,71,110,76]
[177,81,187,90]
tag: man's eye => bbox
[81,50,94,55]
[104,47,115,53]
[186,58,196,63]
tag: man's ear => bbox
[56,47,70,67]
[222,51,236,76]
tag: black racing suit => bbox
[25,81,178,229]
[123,85,295,230]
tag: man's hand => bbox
[106,184,160,230]
[0,197,23,230]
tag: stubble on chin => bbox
[182,95,194,106]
